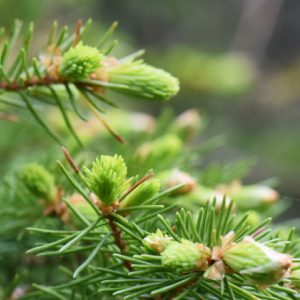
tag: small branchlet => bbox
[100,201,299,299]
[0,20,179,145]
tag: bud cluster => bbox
[82,155,161,209]
[57,42,179,101]
[143,231,293,288]
[60,42,103,79]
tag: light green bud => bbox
[170,109,202,141]
[246,210,261,228]
[231,185,279,211]
[104,111,156,135]
[107,59,179,101]
[60,42,102,79]
[164,169,197,195]
[120,178,160,208]
[161,240,210,273]
[223,236,291,287]
[135,134,182,166]
[82,155,130,205]
[143,229,173,253]
[290,268,300,290]
[19,163,56,201]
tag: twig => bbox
[0,76,67,91]
[106,214,133,271]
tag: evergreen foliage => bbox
[0,19,299,300]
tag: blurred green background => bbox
[0,0,299,217]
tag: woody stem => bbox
[106,214,133,271]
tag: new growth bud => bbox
[106,111,156,135]
[165,169,197,195]
[231,184,279,211]
[143,230,173,253]
[60,42,102,79]
[82,155,130,205]
[107,59,179,101]
[246,210,261,227]
[161,240,210,273]
[135,134,182,165]
[120,178,160,208]
[223,236,291,287]
[290,268,300,290]
[19,163,56,201]
[171,109,202,141]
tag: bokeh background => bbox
[0,0,299,217]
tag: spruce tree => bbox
[0,20,299,300]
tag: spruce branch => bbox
[1,108,298,299]
[0,19,179,145]
[59,149,159,271]
[96,200,299,299]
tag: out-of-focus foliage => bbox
[152,46,256,96]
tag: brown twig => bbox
[0,76,67,91]
[107,214,133,271]
[0,72,112,92]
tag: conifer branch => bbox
[0,19,179,145]
[0,18,298,299]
